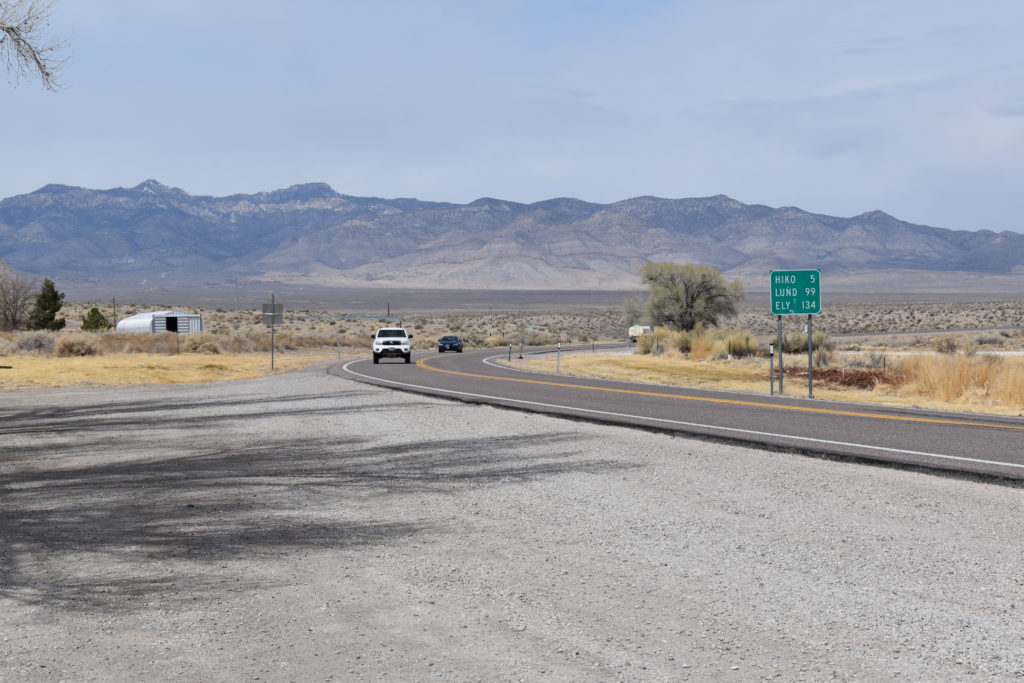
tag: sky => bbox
[4,0,1024,232]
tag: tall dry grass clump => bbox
[898,353,1023,409]
[933,335,959,354]
[55,334,100,357]
[14,331,56,356]
[336,331,373,348]
[689,329,726,360]
[216,330,271,353]
[989,362,1024,409]
[725,331,759,358]
[637,326,762,360]
[782,331,831,354]
[181,333,223,354]
[636,328,675,355]
[96,332,180,354]
[484,335,511,347]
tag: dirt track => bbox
[2,363,1024,680]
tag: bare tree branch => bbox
[0,0,66,91]
[0,258,39,330]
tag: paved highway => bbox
[333,345,1024,480]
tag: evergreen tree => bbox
[81,306,111,332]
[28,277,65,330]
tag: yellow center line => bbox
[416,356,1024,432]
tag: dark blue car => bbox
[438,335,464,353]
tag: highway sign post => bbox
[770,270,822,398]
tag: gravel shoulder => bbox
[2,363,1023,680]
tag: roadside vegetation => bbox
[3,264,1024,413]
[0,298,626,390]
[520,326,1024,415]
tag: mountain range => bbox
[2,179,1023,292]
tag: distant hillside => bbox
[2,180,1023,291]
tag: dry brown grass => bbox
[519,349,1024,416]
[520,352,768,392]
[897,354,1024,411]
[0,350,342,391]
[689,334,727,360]
[9,296,1024,399]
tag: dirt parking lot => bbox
[2,363,1024,680]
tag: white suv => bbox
[372,327,413,364]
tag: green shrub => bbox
[81,306,111,332]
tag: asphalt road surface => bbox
[337,346,1024,481]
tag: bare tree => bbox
[0,0,65,91]
[0,258,39,330]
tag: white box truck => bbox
[628,324,652,342]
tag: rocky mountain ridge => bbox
[1,180,1022,291]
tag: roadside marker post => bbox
[770,270,822,398]
[556,342,561,373]
[262,294,284,370]
[769,343,775,396]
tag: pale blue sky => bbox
[5,1,1024,232]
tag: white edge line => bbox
[339,359,1024,471]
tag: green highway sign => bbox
[770,269,821,315]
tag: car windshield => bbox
[378,329,407,338]
[441,336,459,342]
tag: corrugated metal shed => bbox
[115,310,205,334]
